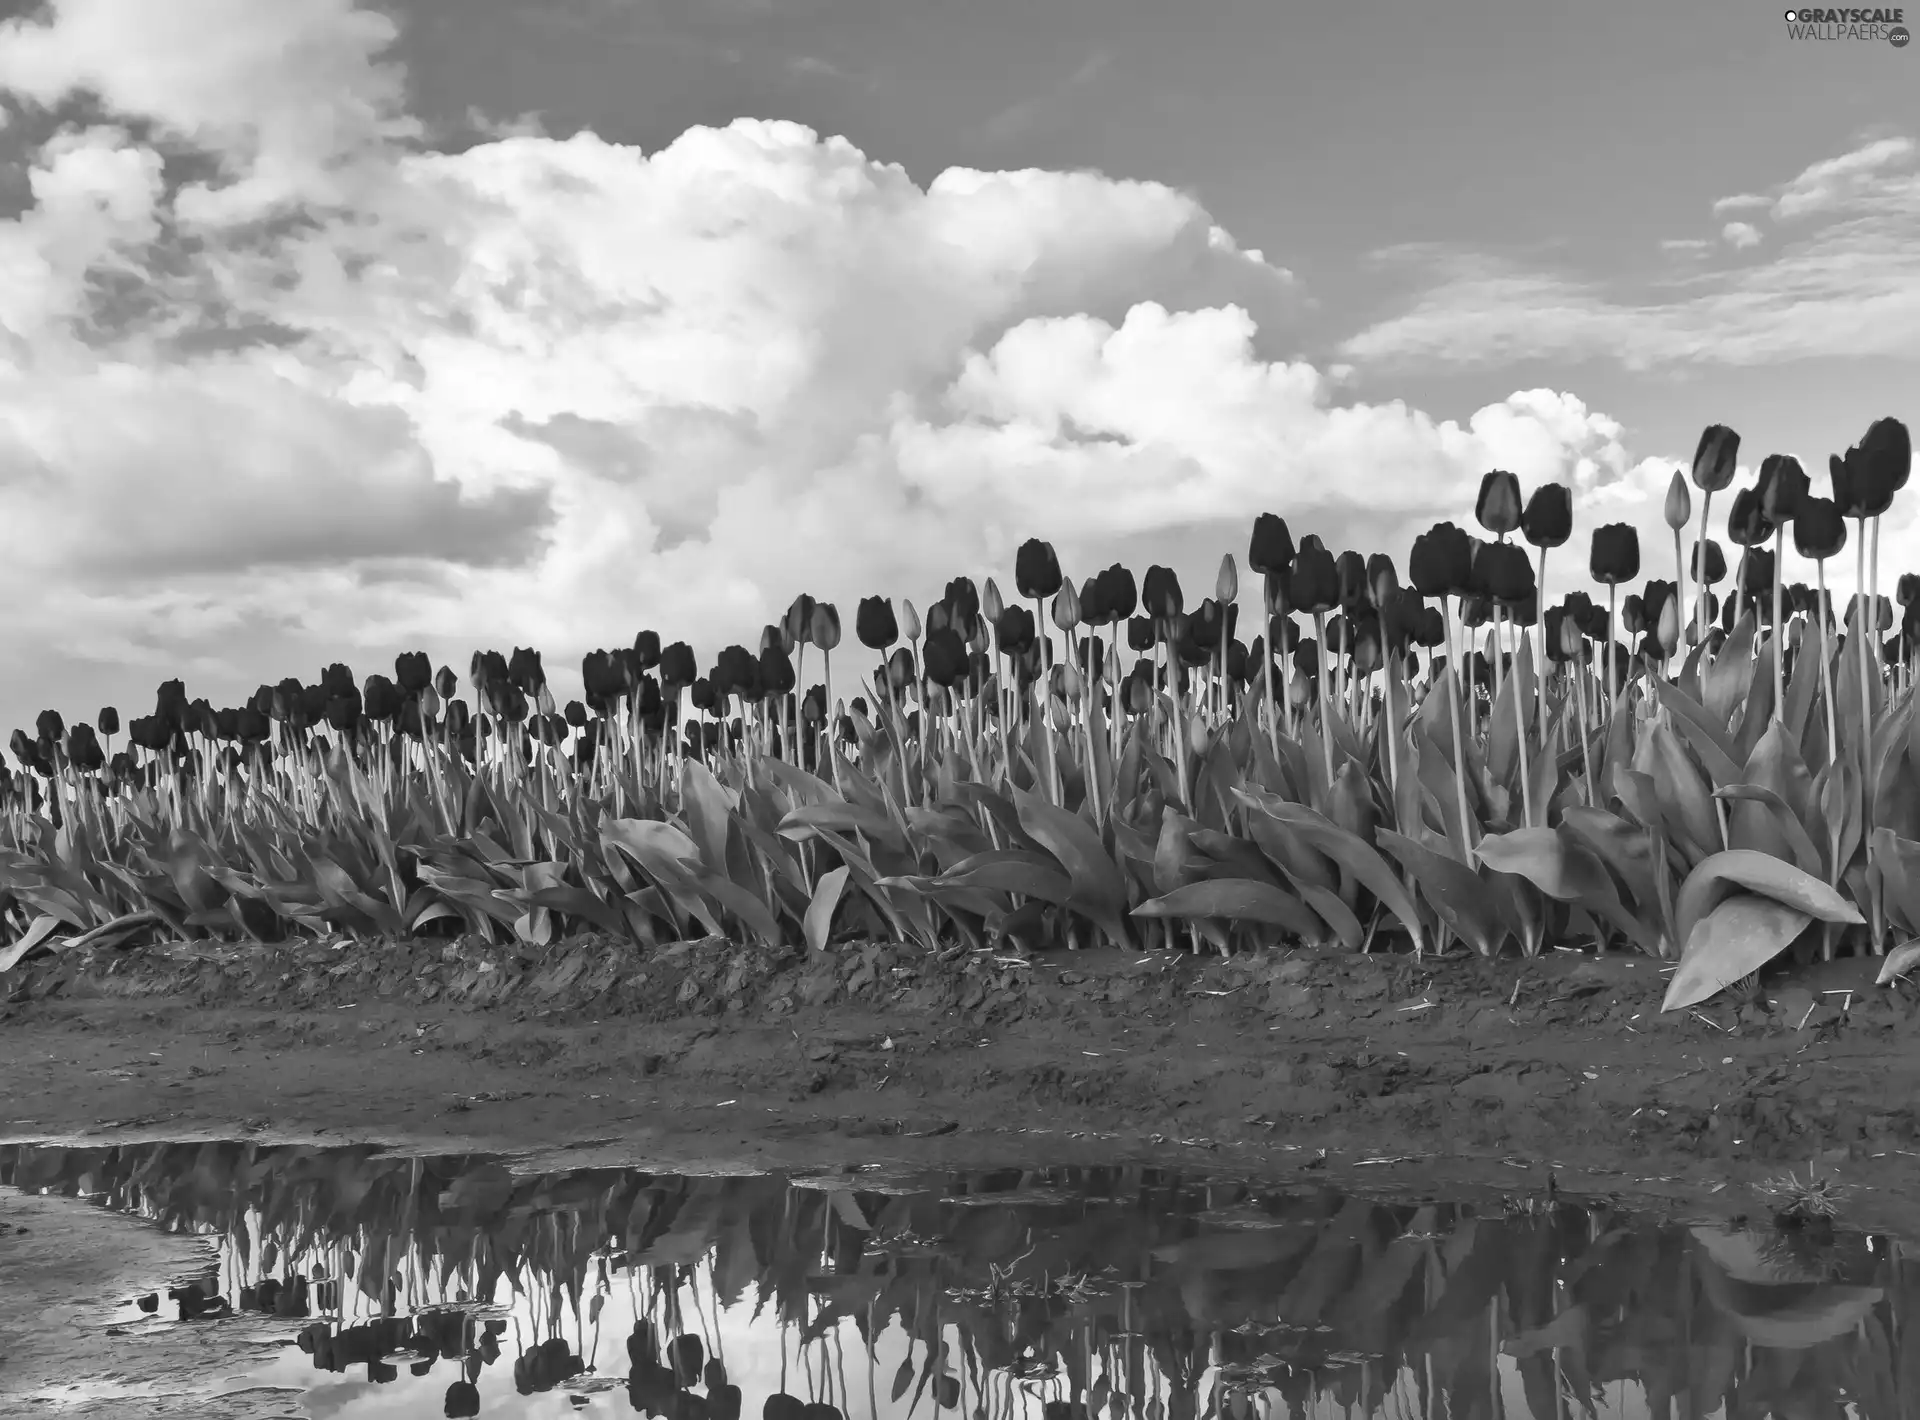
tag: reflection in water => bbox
[3,1144,1917,1420]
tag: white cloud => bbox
[0,0,1768,729]
[1344,133,1920,371]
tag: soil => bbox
[5,933,1920,1237]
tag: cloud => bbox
[1343,133,1920,371]
[0,0,1702,730]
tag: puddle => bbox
[2,1142,1915,1419]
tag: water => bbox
[2,1143,1915,1420]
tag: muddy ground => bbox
[5,933,1920,1238]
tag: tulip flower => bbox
[1014,537,1063,600]
[1142,565,1184,623]
[1475,470,1523,537]
[1248,513,1295,576]
[855,596,897,651]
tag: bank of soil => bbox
[4,934,1920,1235]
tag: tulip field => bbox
[3,418,1917,1012]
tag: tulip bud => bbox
[981,577,1005,624]
[1051,581,1081,632]
[1215,553,1238,605]
[900,599,921,640]
[809,602,841,652]
[1656,591,1679,655]
[1664,469,1691,530]
[1288,669,1311,708]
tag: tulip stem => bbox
[1441,596,1473,857]
[1816,559,1840,773]
[1311,610,1336,805]
[1506,606,1534,829]
[1695,491,1714,653]
[1536,546,1551,748]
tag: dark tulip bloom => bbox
[363,674,402,722]
[1755,454,1810,523]
[659,641,698,688]
[1621,594,1645,636]
[1190,598,1225,651]
[321,662,357,698]
[689,679,716,713]
[1141,564,1183,620]
[1793,495,1848,560]
[155,679,189,733]
[758,645,796,696]
[581,650,622,706]
[444,700,471,736]
[1475,470,1523,537]
[1014,537,1064,600]
[1692,424,1741,493]
[1289,538,1339,614]
[783,594,818,648]
[1544,606,1575,662]
[394,651,431,695]
[924,627,969,687]
[433,666,458,700]
[1248,513,1296,576]
[1726,487,1774,547]
[1472,540,1535,604]
[1849,417,1911,508]
[1589,523,1640,585]
[1335,550,1369,610]
[1077,634,1106,682]
[1098,563,1137,620]
[994,604,1036,656]
[1408,521,1474,599]
[1691,539,1727,586]
[1642,578,1678,627]
[325,694,361,733]
[943,577,981,631]
[66,724,104,770]
[1293,637,1319,681]
[855,596,898,650]
[1898,573,1920,609]
[1077,575,1106,626]
[1417,606,1445,648]
[35,709,63,744]
[1265,613,1300,654]
[96,706,119,736]
[809,602,841,651]
[1126,615,1155,652]
[1739,546,1776,598]
[1521,483,1572,549]
[1459,595,1492,629]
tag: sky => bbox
[0,0,1914,735]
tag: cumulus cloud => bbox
[1344,133,1920,371]
[0,0,1691,730]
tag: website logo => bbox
[1783,7,1910,42]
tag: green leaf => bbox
[1674,849,1863,953]
[1376,828,1500,957]
[1876,939,1920,985]
[804,865,850,956]
[1237,791,1427,953]
[1662,893,1812,1011]
[1131,879,1321,938]
[1010,786,1131,947]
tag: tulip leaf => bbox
[1877,938,1920,985]
[1010,787,1131,946]
[1376,828,1497,957]
[1238,792,1427,953]
[804,865,850,956]
[1662,892,1813,1012]
[1674,849,1862,953]
[0,914,64,973]
[1131,879,1321,939]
